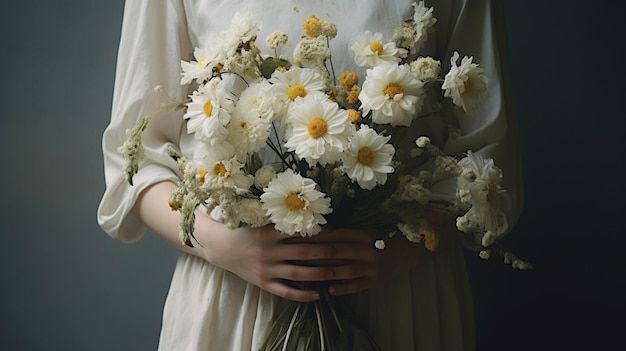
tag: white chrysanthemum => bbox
[268,66,327,118]
[184,79,236,144]
[238,80,275,119]
[220,11,260,56]
[260,169,332,236]
[351,31,402,67]
[284,93,352,167]
[342,125,395,190]
[456,151,508,235]
[359,63,425,126]
[181,47,225,85]
[442,51,488,112]
[226,100,273,157]
[194,142,253,190]
[410,56,441,81]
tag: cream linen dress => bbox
[97,0,523,350]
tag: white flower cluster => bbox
[122,3,528,269]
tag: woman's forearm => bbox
[130,181,216,261]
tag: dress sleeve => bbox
[433,0,524,230]
[97,0,193,243]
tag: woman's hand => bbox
[290,228,427,296]
[198,223,343,303]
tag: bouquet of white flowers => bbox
[120,2,531,349]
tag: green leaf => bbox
[260,57,292,78]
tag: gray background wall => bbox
[1,1,624,350]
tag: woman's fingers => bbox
[264,280,321,302]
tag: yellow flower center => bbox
[197,56,207,68]
[338,71,359,90]
[357,146,375,165]
[213,162,227,177]
[307,118,328,139]
[383,82,403,98]
[286,84,307,101]
[198,168,208,183]
[369,41,384,54]
[284,193,306,211]
[240,121,249,130]
[203,100,214,117]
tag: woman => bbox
[97,0,523,349]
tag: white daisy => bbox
[442,51,488,112]
[268,66,327,119]
[184,79,236,144]
[180,46,225,85]
[194,142,253,190]
[283,93,352,167]
[359,63,425,126]
[260,169,332,236]
[456,151,508,235]
[342,125,395,190]
[351,31,402,67]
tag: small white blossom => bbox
[481,230,496,247]
[415,136,431,148]
[254,165,276,189]
[266,30,288,49]
[320,20,338,38]
[410,57,441,81]
[374,240,386,250]
[238,198,271,227]
[293,36,331,68]
[223,49,261,81]
[479,250,491,260]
